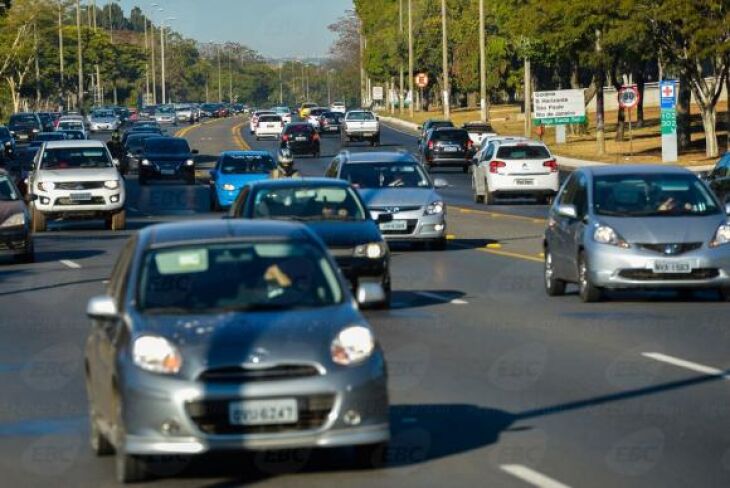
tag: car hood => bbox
[134,304,362,376]
[218,173,269,187]
[38,167,119,182]
[357,187,438,208]
[598,214,726,244]
[0,200,26,223]
[305,220,382,247]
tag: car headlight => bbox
[354,241,387,259]
[185,159,195,166]
[141,159,150,166]
[132,336,183,375]
[425,200,444,215]
[331,326,374,366]
[593,224,629,248]
[104,180,120,190]
[222,183,236,191]
[37,181,55,192]
[710,222,730,248]
[1,212,25,227]
[32,128,39,133]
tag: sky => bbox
[117,0,354,59]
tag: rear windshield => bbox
[285,125,314,134]
[58,121,84,130]
[497,145,551,159]
[144,138,190,154]
[259,115,282,123]
[464,124,494,133]
[309,109,326,116]
[92,111,115,118]
[220,154,275,174]
[347,112,375,121]
[432,129,469,142]
[427,121,454,130]
[40,147,112,169]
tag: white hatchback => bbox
[254,114,284,139]
[473,140,559,205]
[249,111,276,134]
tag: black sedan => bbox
[280,123,320,157]
[420,127,474,172]
[0,170,32,262]
[8,113,42,143]
[229,178,392,307]
[138,137,198,185]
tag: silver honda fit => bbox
[84,220,389,483]
[544,165,730,302]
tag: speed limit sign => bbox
[415,73,429,88]
[618,85,640,109]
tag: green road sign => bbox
[533,115,587,126]
[660,109,677,135]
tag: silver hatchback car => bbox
[544,165,730,302]
[84,220,389,483]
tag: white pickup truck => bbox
[341,110,380,146]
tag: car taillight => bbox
[543,159,558,172]
[467,139,474,149]
[428,140,434,150]
[489,160,506,173]
[281,134,289,142]
[312,133,320,142]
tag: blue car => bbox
[208,150,275,210]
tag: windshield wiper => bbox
[141,306,200,315]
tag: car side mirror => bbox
[192,149,199,155]
[356,282,386,307]
[86,295,119,320]
[725,202,730,215]
[556,204,577,219]
[112,158,120,166]
[375,213,393,224]
[433,178,448,189]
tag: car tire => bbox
[31,205,46,233]
[718,287,730,301]
[430,237,447,251]
[484,189,496,205]
[109,210,126,231]
[116,442,148,483]
[18,243,34,264]
[541,194,555,205]
[209,191,221,212]
[353,442,388,470]
[474,194,484,203]
[544,249,566,296]
[578,251,603,302]
[462,165,469,173]
[86,376,114,457]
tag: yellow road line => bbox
[453,206,546,225]
[231,122,250,150]
[477,247,544,263]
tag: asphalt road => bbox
[1,116,730,487]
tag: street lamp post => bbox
[228,49,233,103]
[479,0,487,122]
[76,0,84,110]
[160,16,175,105]
[408,0,413,117]
[58,1,65,109]
[440,0,450,119]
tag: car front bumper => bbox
[34,188,125,215]
[585,243,730,289]
[140,164,195,180]
[0,227,31,255]
[369,208,446,241]
[118,354,389,455]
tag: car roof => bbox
[43,140,105,149]
[140,219,314,249]
[339,150,417,164]
[496,139,548,147]
[583,164,695,176]
[246,177,349,190]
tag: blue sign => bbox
[660,80,677,109]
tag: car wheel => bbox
[718,287,730,301]
[209,191,221,211]
[18,243,34,264]
[109,210,127,231]
[87,376,114,456]
[31,205,46,233]
[544,249,566,296]
[578,252,602,302]
[353,442,389,470]
[484,189,496,205]
[113,391,149,483]
[462,165,469,173]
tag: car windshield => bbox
[593,173,720,217]
[40,147,112,169]
[347,112,375,121]
[220,154,275,174]
[0,128,9,138]
[252,186,367,221]
[341,163,431,189]
[126,135,154,151]
[144,138,189,154]
[0,176,18,201]
[137,241,343,313]
[497,145,551,159]
[10,115,37,127]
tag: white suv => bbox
[254,114,284,140]
[29,140,126,232]
[473,139,559,205]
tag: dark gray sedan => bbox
[84,220,389,483]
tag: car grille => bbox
[55,197,106,206]
[185,394,335,435]
[54,181,105,190]
[637,242,703,255]
[198,364,321,383]
[618,268,719,281]
[0,239,27,250]
[370,206,422,213]
[329,247,355,258]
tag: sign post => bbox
[415,73,428,113]
[533,89,585,144]
[660,80,678,163]
[372,86,384,102]
[618,85,640,159]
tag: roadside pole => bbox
[660,80,678,163]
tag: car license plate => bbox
[652,260,692,274]
[295,136,307,141]
[17,134,27,140]
[515,178,534,185]
[229,399,298,426]
[362,133,373,137]
[161,169,176,176]
[444,146,459,153]
[380,220,408,231]
[69,192,92,201]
